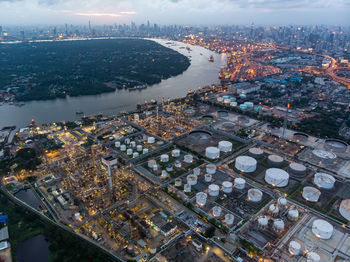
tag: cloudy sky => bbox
[0,0,349,26]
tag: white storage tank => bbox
[172,149,180,157]
[184,154,193,163]
[235,156,257,173]
[212,206,222,217]
[120,145,126,151]
[258,216,268,229]
[175,160,182,168]
[147,137,155,144]
[130,141,136,148]
[133,152,139,158]
[273,219,285,233]
[302,186,321,202]
[217,97,224,102]
[307,252,320,262]
[193,167,201,176]
[234,178,246,189]
[248,189,262,202]
[265,168,289,187]
[148,160,156,168]
[125,138,130,144]
[161,170,169,179]
[205,147,220,159]
[268,154,284,167]
[161,154,169,163]
[187,174,197,186]
[196,192,207,206]
[152,164,158,172]
[175,178,182,187]
[287,208,299,221]
[115,141,121,148]
[288,241,301,256]
[136,145,142,152]
[204,173,212,182]
[218,141,233,152]
[184,183,191,193]
[206,164,216,175]
[225,214,234,226]
[208,184,220,197]
[289,162,306,175]
[248,147,264,159]
[143,148,149,154]
[312,219,334,240]
[127,148,133,156]
[339,199,350,221]
[313,172,335,189]
[278,197,287,209]
[269,204,279,217]
[222,181,233,193]
[166,165,173,172]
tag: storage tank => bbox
[184,183,191,193]
[143,148,149,154]
[172,149,180,157]
[224,98,231,104]
[166,165,173,172]
[125,138,130,144]
[234,178,246,189]
[184,154,193,163]
[230,102,237,107]
[137,145,142,152]
[152,164,158,172]
[244,102,254,108]
[148,160,156,168]
[312,149,336,163]
[314,172,335,189]
[257,216,268,229]
[324,139,348,153]
[217,97,224,103]
[120,145,126,151]
[212,206,222,217]
[248,189,262,202]
[225,214,234,226]
[288,241,301,256]
[133,152,139,158]
[208,184,220,197]
[307,252,320,262]
[187,174,197,186]
[265,168,289,187]
[193,167,201,176]
[289,162,306,176]
[206,164,216,174]
[133,113,139,121]
[312,219,334,240]
[174,160,182,168]
[302,187,321,202]
[115,141,121,148]
[130,141,136,148]
[205,147,220,159]
[273,219,285,233]
[161,170,169,179]
[175,178,182,187]
[240,104,247,111]
[147,137,155,144]
[278,197,287,209]
[222,181,233,193]
[339,199,350,221]
[204,173,212,182]
[288,208,299,221]
[268,154,284,167]
[248,147,264,159]
[218,141,233,152]
[161,154,169,163]
[235,156,257,173]
[269,204,279,217]
[196,192,207,206]
[127,149,133,156]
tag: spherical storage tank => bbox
[234,178,246,189]
[184,154,193,163]
[289,162,306,176]
[147,137,155,144]
[268,154,284,167]
[269,204,279,217]
[205,147,220,159]
[161,154,169,163]
[175,178,182,187]
[257,216,268,229]
[137,145,142,152]
[193,167,201,176]
[204,173,212,182]
[265,168,289,187]
[208,184,220,197]
[206,164,216,174]
[273,219,285,233]
[235,156,257,173]
[313,172,335,189]
[143,148,149,154]
[288,241,301,256]
[339,199,350,221]
[217,97,224,103]
[196,192,207,206]
[288,208,299,221]
[248,188,262,202]
[302,186,321,202]
[212,206,222,217]
[120,145,126,151]
[248,147,264,159]
[278,197,287,208]
[133,152,139,158]
[222,181,233,193]
[218,141,232,152]
[175,160,181,168]
[307,252,320,262]
[312,219,334,240]
[161,170,169,179]
[184,183,191,193]
[127,149,133,156]
[225,214,234,226]
[172,149,180,157]
[187,174,197,186]
[130,141,136,148]
[115,141,121,148]
[125,138,130,144]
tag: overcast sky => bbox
[0,0,349,26]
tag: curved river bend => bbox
[0,39,226,128]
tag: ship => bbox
[128,84,147,91]
[208,55,214,62]
[76,111,84,115]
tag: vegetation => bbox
[0,148,42,174]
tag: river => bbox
[16,234,50,262]
[0,38,226,129]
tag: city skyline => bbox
[0,0,350,26]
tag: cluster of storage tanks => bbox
[216,95,256,112]
[205,140,233,159]
[115,137,155,158]
[302,172,336,202]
